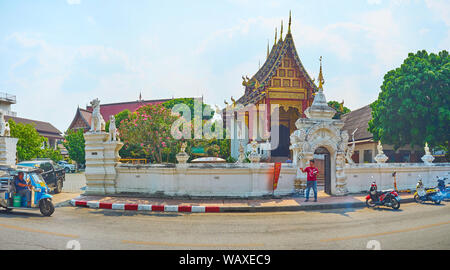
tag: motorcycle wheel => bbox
[414,194,423,203]
[391,198,400,210]
[39,198,55,217]
[54,179,63,194]
[366,199,376,208]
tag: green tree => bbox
[328,101,351,119]
[162,98,214,120]
[63,128,86,167]
[105,109,131,131]
[368,50,450,151]
[37,147,63,163]
[119,103,178,163]
[8,119,46,161]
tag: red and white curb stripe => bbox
[70,199,221,213]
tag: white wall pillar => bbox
[0,137,18,166]
[84,132,123,195]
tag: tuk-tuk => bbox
[0,165,55,216]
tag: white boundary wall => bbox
[115,163,297,197]
[345,163,450,193]
[83,131,450,197]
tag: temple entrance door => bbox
[271,124,290,158]
[315,147,331,195]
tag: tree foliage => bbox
[162,98,214,120]
[9,119,46,161]
[327,101,351,119]
[105,109,131,132]
[368,50,450,151]
[8,119,62,162]
[63,128,86,166]
[119,104,178,163]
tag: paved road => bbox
[0,202,449,250]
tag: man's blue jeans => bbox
[305,181,317,200]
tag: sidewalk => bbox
[68,191,415,213]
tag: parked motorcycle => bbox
[437,176,450,201]
[366,181,401,210]
[414,177,443,205]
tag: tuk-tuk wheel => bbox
[39,198,55,217]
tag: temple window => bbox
[279,69,286,77]
[283,79,291,87]
[288,70,294,77]
[292,80,300,87]
[363,150,373,163]
[273,79,281,87]
[284,60,290,67]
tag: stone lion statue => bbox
[108,115,118,141]
[90,98,105,132]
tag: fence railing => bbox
[0,92,16,103]
[119,158,148,165]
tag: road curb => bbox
[70,199,221,213]
[69,197,416,213]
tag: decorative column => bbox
[335,153,347,196]
[374,141,388,163]
[421,142,434,165]
[84,132,109,195]
[248,141,261,163]
[103,140,123,194]
[176,142,189,164]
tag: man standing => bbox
[300,160,319,202]
[15,172,31,207]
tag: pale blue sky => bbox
[0,0,448,132]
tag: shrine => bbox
[230,12,317,162]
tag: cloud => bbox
[367,0,382,5]
[66,0,81,5]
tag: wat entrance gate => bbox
[289,68,349,196]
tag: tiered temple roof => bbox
[238,13,317,106]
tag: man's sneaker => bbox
[304,199,309,202]
[314,199,317,202]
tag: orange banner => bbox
[273,162,282,191]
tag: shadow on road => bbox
[369,207,404,212]
[315,207,359,217]
[0,209,44,218]
[84,208,183,218]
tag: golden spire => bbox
[288,10,292,34]
[274,27,277,46]
[279,20,283,41]
[318,56,325,90]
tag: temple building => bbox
[68,97,172,132]
[230,12,317,162]
[341,105,427,163]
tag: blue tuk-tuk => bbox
[0,165,55,216]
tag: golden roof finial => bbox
[288,10,292,34]
[274,27,277,46]
[318,56,325,90]
[280,20,283,41]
